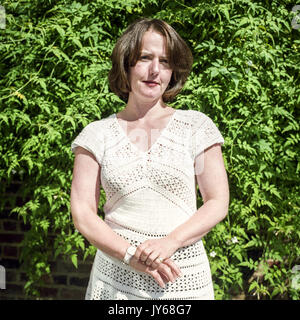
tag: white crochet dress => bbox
[71,109,224,300]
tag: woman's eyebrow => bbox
[140,51,152,55]
[140,51,168,59]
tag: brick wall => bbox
[0,183,94,300]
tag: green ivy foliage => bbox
[0,0,299,299]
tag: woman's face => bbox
[128,30,172,103]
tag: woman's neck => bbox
[122,96,168,121]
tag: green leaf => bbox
[71,254,78,268]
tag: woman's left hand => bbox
[134,236,181,269]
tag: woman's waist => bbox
[104,208,191,236]
[103,188,197,218]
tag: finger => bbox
[134,258,155,273]
[158,271,169,284]
[141,247,154,263]
[163,261,181,282]
[163,258,183,278]
[137,241,151,256]
[149,270,166,288]
[135,240,153,260]
[145,251,160,267]
[134,244,147,261]
[150,260,160,269]
[130,258,166,289]
[150,256,165,269]
[130,256,145,270]
[158,264,176,283]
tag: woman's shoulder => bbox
[81,113,115,132]
[176,109,213,124]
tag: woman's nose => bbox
[149,58,159,75]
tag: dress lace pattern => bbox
[71,109,224,300]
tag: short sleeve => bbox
[71,121,104,164]
[192,111,224,160]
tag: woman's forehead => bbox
[140,30,168,54]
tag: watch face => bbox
[128,246,136,255]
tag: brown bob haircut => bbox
[108,18,193,102]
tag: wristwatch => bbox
[123,246,137,265]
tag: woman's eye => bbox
[160,59,169,64]
[140,55,149,60]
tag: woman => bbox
[70,18,229,300]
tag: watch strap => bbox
[123,246,136,265]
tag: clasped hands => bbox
[129,236,183,288]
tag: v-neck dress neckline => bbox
[112,109,178,155]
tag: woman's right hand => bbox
[129,256,182,288]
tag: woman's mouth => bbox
[143,81,160,87]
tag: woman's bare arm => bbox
[70,146,181,287]
[70,146,130,261]
[134,143,229,267]
[167,143,229,247]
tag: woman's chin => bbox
[131,89,164,102]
